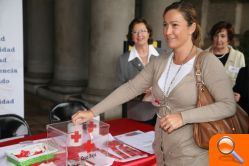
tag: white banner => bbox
[0,0,24,117]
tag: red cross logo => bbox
[83,140,96,153]
[71,131,82,143]
[15,150,30,158]
[107,140,121,149]
[87,121,97,133]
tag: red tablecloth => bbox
[0,118,156,166]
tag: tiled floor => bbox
[25,92,54,135]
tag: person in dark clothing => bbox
[233,66,249,114]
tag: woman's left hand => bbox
[160,113,183,133]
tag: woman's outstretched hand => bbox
[159,113,183,133]
[71,110,95,125]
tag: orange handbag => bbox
[193,53,249,149]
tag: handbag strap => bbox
[194,52,216,107]
[194,53,204,87]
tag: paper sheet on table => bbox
[115,131,155,154]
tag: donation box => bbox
[47,120,110,166]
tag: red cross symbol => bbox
[83,140,96,153]
[15,150,30,158]
[87,121,97,133]
[71,131,82,143]
[107,140,121,149]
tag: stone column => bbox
[140,0,177,51]
[234,2,242,35]
[199,0,209,47]
[204,1,238,47]
[184,0,210,47]
[48,0,90,94]
[82,0,135,119]
[207,2,237,34]
[241,3,249,33]
[24,0,54,88]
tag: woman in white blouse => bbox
[116,18,162,125]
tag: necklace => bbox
[163,59,182,96]
[215,53,227,59]
[212,48,229,59]
[163,45,195,96]
[157,45,196,118]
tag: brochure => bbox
[115,130,155,154]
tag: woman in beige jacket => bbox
[72,1,236,165]
[206,21,245,86]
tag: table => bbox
[0,118,156,166]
